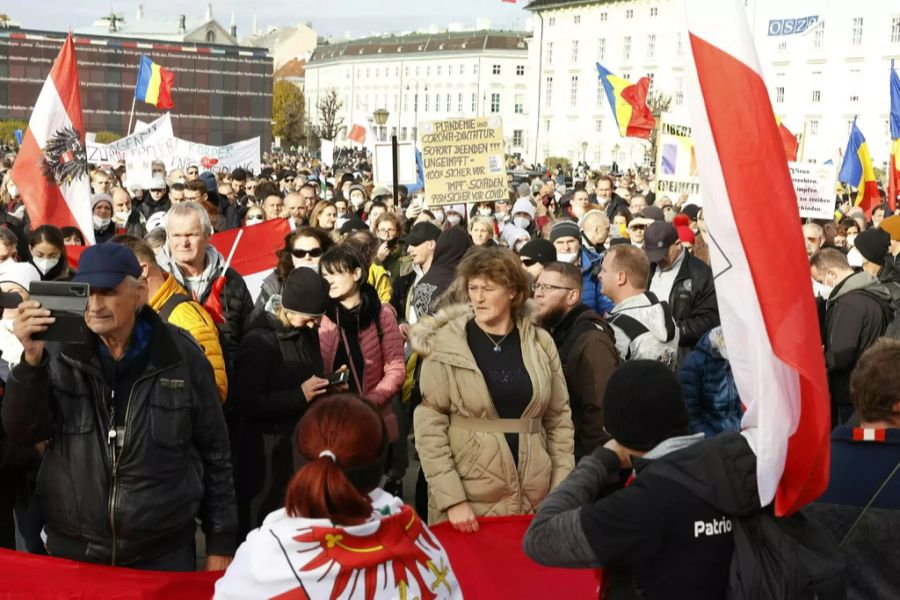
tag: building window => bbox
[809,120,818,136]
[513,129,524,146]
[597,82,604,105]
[647,34,656,59]
[600,12,607,22]
[448,64,454,76]
[401,127,407,141]
[491,93,500,113]
[492,64,501,75]
[546,120,551,132]
[595,119,603,132]
[621,72,631,80]
[426,66,431,76]
[675,77,684,105]
[813,22,825,48]
[515,94,524,114]
[425,93,430,112]
[471,93,477,112]
[570,75,578,108]
[405,67,409,77]
[446,94,452,112]
[623,36,631,61]
[676,33,683,56]
[547,41,554,64]
[650,7,658,17]
[571,40,579,62]
[545,76,553,108]
[437,65,442,76]
[473,63,478,75]
[516,64,525,76]
[458,93,464,113]
[892,16,900,43]
[574,15,581,25]
[851,17,863,46]
[775,87,784,103]
[777,41,787,51]
[849,94,859,103]
[412,126,418,141]
[626,9,634,19]
[598,38,606,61]
[391,126,397,138]
[811,89,821,103]
[206,30,216,43]
[548,17,556,26]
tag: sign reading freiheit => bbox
[418,116,507,207]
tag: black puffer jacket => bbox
[652,251,720,348]
[0,308,237,566]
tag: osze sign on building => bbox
[418,116,507,207]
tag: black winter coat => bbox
[652,252,720,348]
[0,308,237,566]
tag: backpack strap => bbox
[840,457,900,547]
[608,313,650,343]
[557,318,606,367]
[159,293,192,322]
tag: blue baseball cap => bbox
[73,243,142,289]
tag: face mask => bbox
[846,234,857,247]
[32,256,59,275]
[664,209,676,223]
[846,247,864,268]
[350,196,365,208]
[819,272,835,299]
[93,216,111,229]
[447,214,462,226]
[557,252,577,264]
[478,208,493,217]
[114,210,131,222]
[432,210,445,225]
[246,216,264,225]
[7,184,17,198]
[513,216,531,230]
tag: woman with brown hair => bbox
[255,227,333,311]
[308,200,338,233]
[411,246,574,530]
[216,394,461,599]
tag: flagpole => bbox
[127,95,136,136]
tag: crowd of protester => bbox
[0,148,897,598]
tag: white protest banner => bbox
[655,113,702,204]
[125,155,154,189]
[162,137,261,174]
[86,113,174,166]
[133,119,151,133]
[320,139,334,167]
[418,116,506,207]
[789,161,836,220]
[373,142,417,186]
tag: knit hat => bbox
[676,225,695,245]
[516,182,532,198]
[91,194,113,212]
[281,268,328,316]
[549,220,581,243]
[511,197,535,219]
[501,225,530,250]
[148,174,167,191]
[853,227,890,264]
[881,215,900,241]
[603,360,690,452]
[339,217,368,235]
[519,238,557,264]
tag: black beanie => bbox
[519,238,557,264]
[281,267,328,316]
[603,360,690,452]
[853,227,890,265]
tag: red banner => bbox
[0,516,600,599]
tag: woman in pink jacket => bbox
[318,244,406,444]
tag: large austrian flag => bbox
[11,34,94,244]
[209,218,291,303]
[682,0,830,515]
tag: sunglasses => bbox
[629,224,647,231]
[292,247,323,259]
[284,178,295,183]
[150,188,165,193]
[520,258,537,267]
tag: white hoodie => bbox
[215,489,462,600]
[609,292,680,369]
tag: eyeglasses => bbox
[533,282,574,293]
[291,247,323,259]
[629,224,647,231]
[520,258,537,267]
[377,228,398,235]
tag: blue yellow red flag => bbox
[134,55,174,110]
[888,60,899,211]
[838,119,880,214]
[596,62,655,139]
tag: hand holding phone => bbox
[12,300,54,366]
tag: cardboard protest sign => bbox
[655,114,702,204]
[789,162,836,220]
[418,116,507,207]
[373,141,418,186]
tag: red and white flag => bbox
[682,0,830,515]
[11,34,94,244]
[209,218,291,304]
[347,111,376,153]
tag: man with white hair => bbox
[803,222,825,257]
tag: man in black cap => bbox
[519,238,557,285]
[390,222,443,339]
[645,221,719,352]
[2,243,237,571]
[855,227,900,302]
[523,360,759,599]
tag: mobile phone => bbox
[29,281,89,343]
[386,238,398,249]
[325,371,349,387]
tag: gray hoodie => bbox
[609,292,680,368]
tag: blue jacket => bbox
[580,247,614,316]
[679,327,741,437]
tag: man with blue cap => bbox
[1,243,237,571]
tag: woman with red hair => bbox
[215,394,461,600]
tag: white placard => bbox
[373,142,418,186]
[320,139,334,167]
[789,161,836,220]
[125,155,154,189]
[86,113,174,166]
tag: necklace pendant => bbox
[493,345,501,353]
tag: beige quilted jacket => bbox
[411,303,575,525]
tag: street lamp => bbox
[373,108,389,142]
[581,141,588,164]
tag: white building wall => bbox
[527,0,900,172]
[305,45,531,153]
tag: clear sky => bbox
[5,0,533,39]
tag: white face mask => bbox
[114,210,131,222]
[478,208,493,217]
[447,214,462,226]
[294,261,319,273]
[7,184,18,198]
[432,210,445,225]
[557,252,578,264]
[246,216,264,225]
[819,272,835,299]
[32,256,59,275]
[513,216,531,230]
[846,233,857,248]
[93,216,111,229]
[350,196,365,208]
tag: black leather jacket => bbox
[652,250,720,348]
[1,308,237,566]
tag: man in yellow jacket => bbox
[114,237,228,401]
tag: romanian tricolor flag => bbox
[838,119,880,215]
[134,55,174,110]
[596,62,655,139]
[889,60,899,212]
